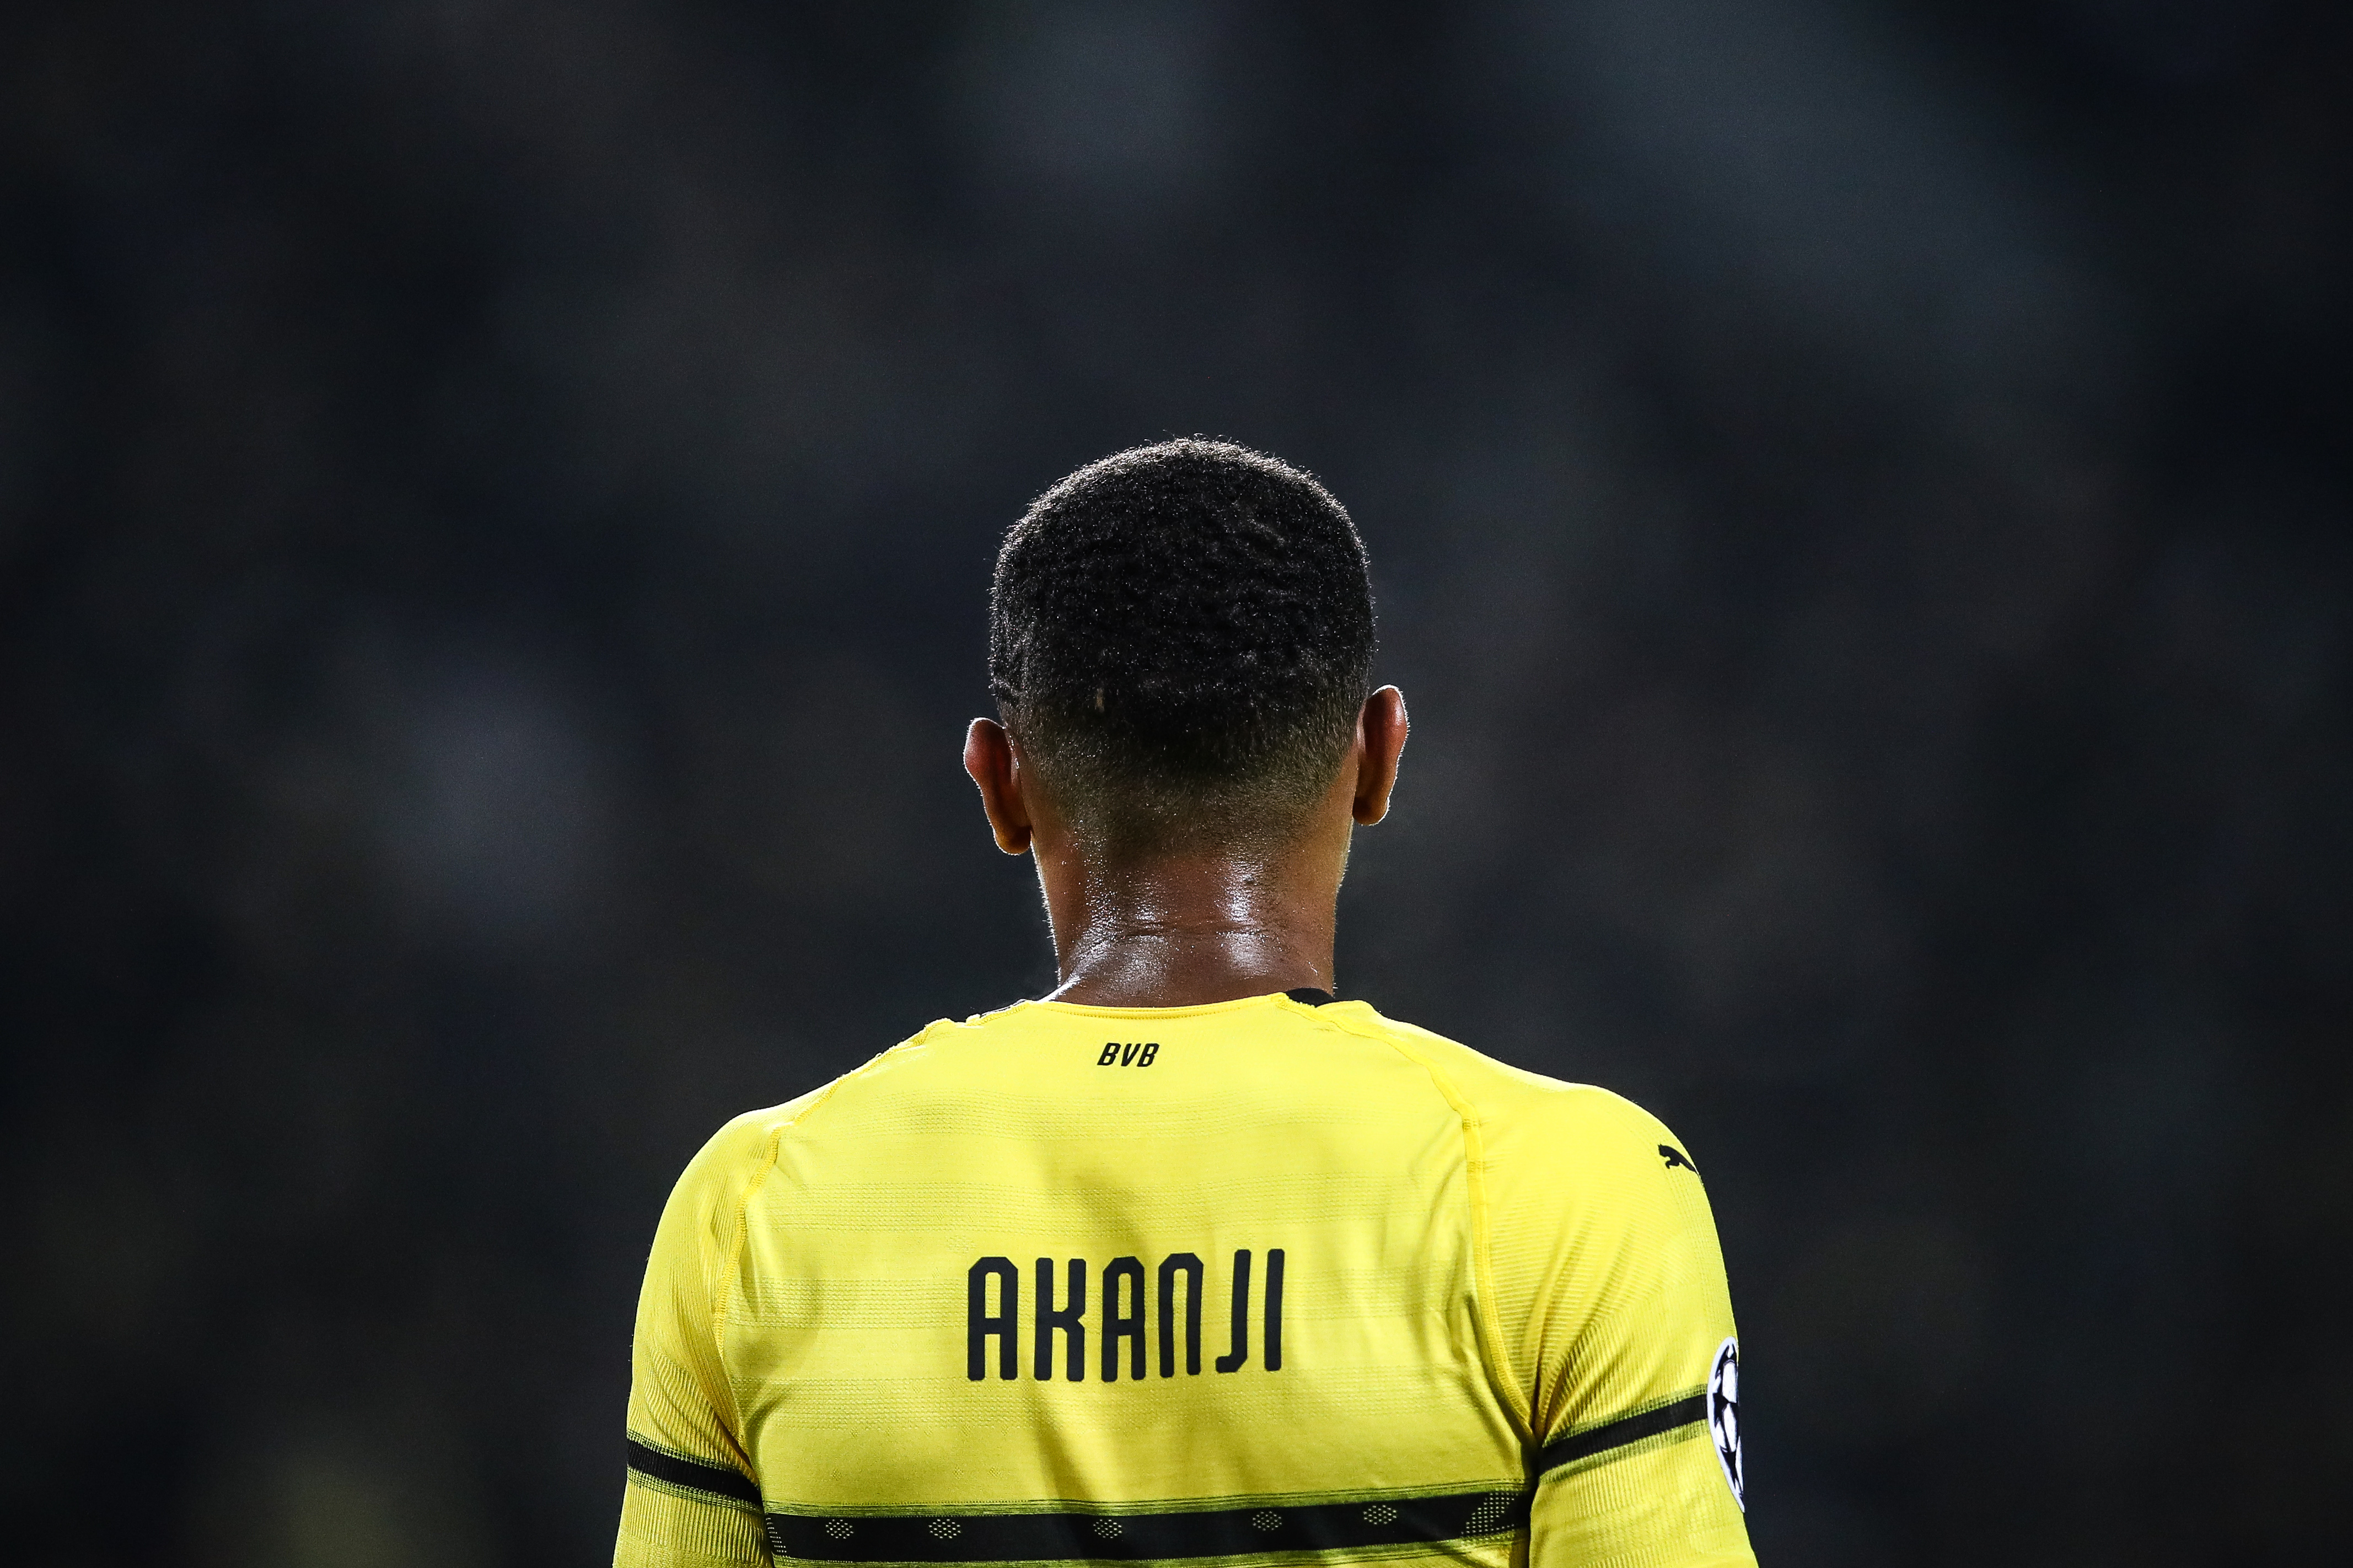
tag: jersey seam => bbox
[1313,1010,1536,1437]
[711,1020,947,1411]
[710,1127,783,1460]
[709,1052,899,1458]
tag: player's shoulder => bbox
[1328,1002,1692,1173]
[671,1019,956,1191]
[660,1086,814,1210]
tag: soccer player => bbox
[616,440,1754,1568]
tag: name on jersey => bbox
[967,1249,1284,1381]
[1097,1042,1158,1066]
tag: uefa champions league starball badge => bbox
[1706,1337,1743,1510]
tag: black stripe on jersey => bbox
[626,1438,762,1507]
[1282,988,1336,1006]
[1535,1394,1707,1476]
[762,1486,1528,1563]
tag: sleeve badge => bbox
[1706,1335,1743,1511]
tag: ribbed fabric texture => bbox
[617,1474,769,1567]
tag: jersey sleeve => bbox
[615,1114,779,1568]
[1482,1085,1754,1568]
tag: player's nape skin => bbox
[961,681,1406,1009]
[615,441,1755,1568]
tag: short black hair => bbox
[990,439,1376,855]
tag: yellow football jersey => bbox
[616,991,1753,1568]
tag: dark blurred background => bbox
[4,2,2349,1563]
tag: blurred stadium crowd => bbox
[2,3,2348,1565]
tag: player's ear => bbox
[964,717,1034,855]
[1351,686,1408,827]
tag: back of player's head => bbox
[990,439,1376,855]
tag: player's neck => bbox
[1037,842,1344,1009]
[971,690,1404,1008]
